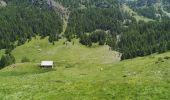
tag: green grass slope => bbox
[0,38,170,99]
[11,37,120,64]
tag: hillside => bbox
[1,0,170,60]
[123,4,154,22]
[1,0,170,99]
[0,38,170,99]
[10,37,120,64]
[126,0,170,20]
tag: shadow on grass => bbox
[0,68,55,77]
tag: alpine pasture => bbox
[0,37,170,100]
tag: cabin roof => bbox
[41,61,53,66]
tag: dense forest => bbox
[0,0,63,51]
[118,20,170,59]
[64,6,170,59]
[54,0,120,9]
[64,0,170,59]
[64,7,131,41]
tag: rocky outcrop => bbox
[0,0,7,7]
[46,0,69,18]
[31,0,69,19]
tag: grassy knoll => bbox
[11,37,120,64]
[0,37,170,99]
[123,5,154,22]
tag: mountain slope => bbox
[0,1,170,97]
[0,38,170,99]
[126,0,170,20]
[1,0,170,60]
[11,37,120,64]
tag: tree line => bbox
[118,20,170,59]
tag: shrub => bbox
[65,64,74,68]
[164,56,170,60]
[21,57,30,63]
[158,57,164,62]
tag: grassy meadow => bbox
[0,37,170,99]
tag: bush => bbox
[164,56,170,60]
[158,57,164,62]
[21,57,30,63]
[80,34,92,47]
[65,64,74,68]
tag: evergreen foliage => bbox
[0,54,15,68]
[21,57,30,63]
[0,0,63,50]
[118,20,170,59]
